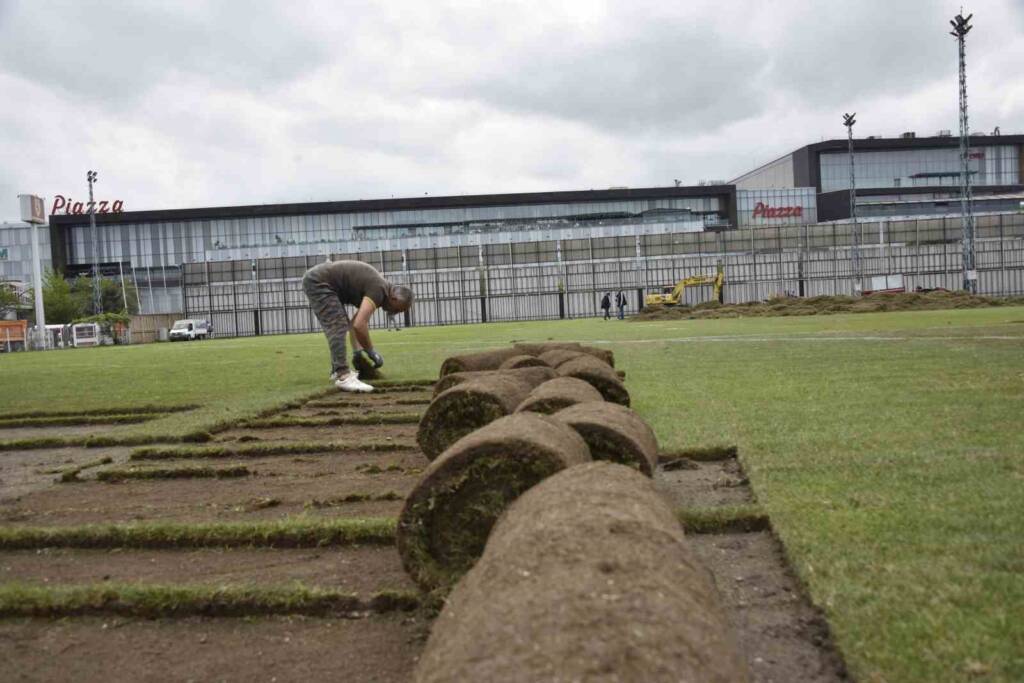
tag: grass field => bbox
[2,307,1023,681]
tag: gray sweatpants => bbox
[303,270,351,375]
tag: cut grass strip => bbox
[0,414,159,429]
[0,583,420,618]
[129,440,416,461]
[0,405,198,420]
[372,379,435,388]
[0,517,398,550]
[243,413,422,428]
[304,397,432,409]
[0,432,213,452]
[306,491,403,507]
[96,465,252,483]
[53,457,115,482]
[658,445,738,463]
[676,505,770,534]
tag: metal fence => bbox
[181,212,1024,337]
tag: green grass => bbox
[0,517,397,549]
[676,504,769,533]
[0,583,420,618]
[1,307,1023,680]
[95,465,252,482]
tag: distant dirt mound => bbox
[633,290,1024,321]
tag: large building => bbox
[0,220,52,302]
[4,131,1019,329]
[731,132,1024,220]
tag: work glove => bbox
[365,348,384,368]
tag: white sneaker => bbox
[334,370,374,393]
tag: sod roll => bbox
[537,348,586,368]
[498,354,550,370]
[557,355,630,406]
[438,348,524,376]
[418,375,535,460]
[515,377,604,415]
[515,342,614,367]
[415,461,749,683]
[398,413,591,591]
[432,366,557,397]
[552,401,658,475]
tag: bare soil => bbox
[1,451,427,526]
[0,546,414,594]
[215,423,418,443]
[0,447,131,503]
[654,458,754,508]
[0,615,428,683]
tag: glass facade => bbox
[820,145,1020,192]
[62,196,725,314]
[0,221,52,288]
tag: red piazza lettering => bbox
[752,202,803,219]
[51,195,125,215]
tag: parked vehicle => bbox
[169,319,210,341]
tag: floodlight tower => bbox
[843,112,861,294]
[87,170,102,314]
[950,12,977,293]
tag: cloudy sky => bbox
[1,0,1022,218]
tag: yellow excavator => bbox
[645,264,725,307]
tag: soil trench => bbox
[654,454,847,682]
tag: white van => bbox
[169,319,210,342]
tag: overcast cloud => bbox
[1,0,1022,218]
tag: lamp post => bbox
[950,12,977,293]
[87,170,102,314]
[843,112,861,294]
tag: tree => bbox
[40,270,81,324]
[69,275,140,316]
[0,283,19,317]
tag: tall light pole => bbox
[87,170,103,314]
[950,12,977,293]
[843,112,861,294]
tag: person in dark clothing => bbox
[600,292,612,320]
[615,291,626,319]
[302,260,414,393]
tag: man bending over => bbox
[302,260,414,393]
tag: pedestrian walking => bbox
[600,292,611,320]
[615,291,626,319]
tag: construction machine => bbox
[645,265,724,307]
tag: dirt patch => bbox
[0,614,428,683]
[0,546,414,595]
[688,532,849,682]
[215,423,418,443]
[0,447,132,503]
[1,451,427,526]
[655,458,754,508]
[634,290,1024,321]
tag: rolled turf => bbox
[552,401,658,475]
[398,413,591,592]
[557,355,630,405]
[515,342,614,367]
[432,366,557,397]
[498,354,550,370]
[414,461,749,683]
[537,348,586,368]
[418,375,536,460]
[515,377,605,415]
[438,348,525,376]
